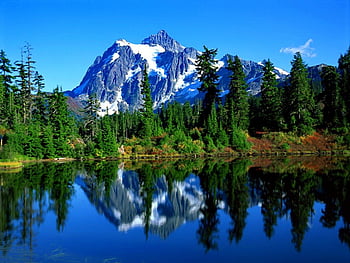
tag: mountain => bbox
[67,30,289,116]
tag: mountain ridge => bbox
[66,30,291,116]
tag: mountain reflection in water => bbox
[1,157,350,262]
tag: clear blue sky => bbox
[1,0,349,91]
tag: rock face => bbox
[67,30,289,115]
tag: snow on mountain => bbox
[68,30,289,115]
[116,39,166,77]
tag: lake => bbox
[1,157,350,262]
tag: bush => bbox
[230,127,251,151]
[204,135,217,152]
[281,143,290,151]
[216,129,229,149]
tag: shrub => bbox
[231,127,251,151]
[204,135,217,152]
[281,143,290,151]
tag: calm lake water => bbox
[1,157,350,263]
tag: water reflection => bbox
[0,162,76,256]
[1,157,350,256]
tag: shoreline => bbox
[9,148,349,165]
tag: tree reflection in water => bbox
[0,162,76,255]
[1,157,350,255]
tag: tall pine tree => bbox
[226,55,249,130]
[0,50,17,128]
[285,52,315,135]
[338,48,350,124]
[260,59,283,131]
[15,43,36,124]
[321,66,343,128]
[195,46,220,128]
[140,65,154,140]
[48,86,74,157]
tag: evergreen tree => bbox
[15,44,36,124]
[195,46,220,127]
[25,122,43,159]
[0,50,14,93]
[248,96,263,132]
[33,72,48,124]
[321,66,343,128]
[82,93,100,142]
[0,76,5,125]
[226,55,249,130]
[99,115,118,156]
[338,48,350,124]
[41,125,55,159]
[140,65,154,139]
[0,51,14,127]
[183,101,193,130]
[285,52,315,135]
[206,103,219,139]
[48,86,74,157]
[260,59,283,131]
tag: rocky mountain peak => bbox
[141,30,184,52]
[67,31,290,116]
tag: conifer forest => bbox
[0,45,350,161]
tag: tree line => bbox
[0,44,349,159]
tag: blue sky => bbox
[1,0,349,91]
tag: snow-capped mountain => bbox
[67,30,289,115]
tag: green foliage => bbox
[1,45,350,159]
[226,55,249,130]
[216,128,229,149]
[140,65,154,139]
[338,48,350,124]
[261,59,283,131]
[204,135,217,152]
[41,125,55,159]
[321,66,343,128]
[284,52,316,135]
[230,126,251,151]
[196,46,220,126]
[81,93,100,142]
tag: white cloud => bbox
[280,39,316,58]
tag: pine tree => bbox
[48,86,74,157]
[226,55,249,130]
[15,44,36,124]
[82,93,100,142]
[33,72,48,124]
[0,76,5,125]
[99,115,118,156]
[260,59,283,131]
[285,52,315,135]
[0,50,14,94]
[338,48,350,124]
[25,122,43,159]
[195,46,220,127]
[321,66,343,128]
[183,101,193,130]
[248,96,263,132]
[206,103,219,139]
[41,125,55,159]
[140,65,154,139]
